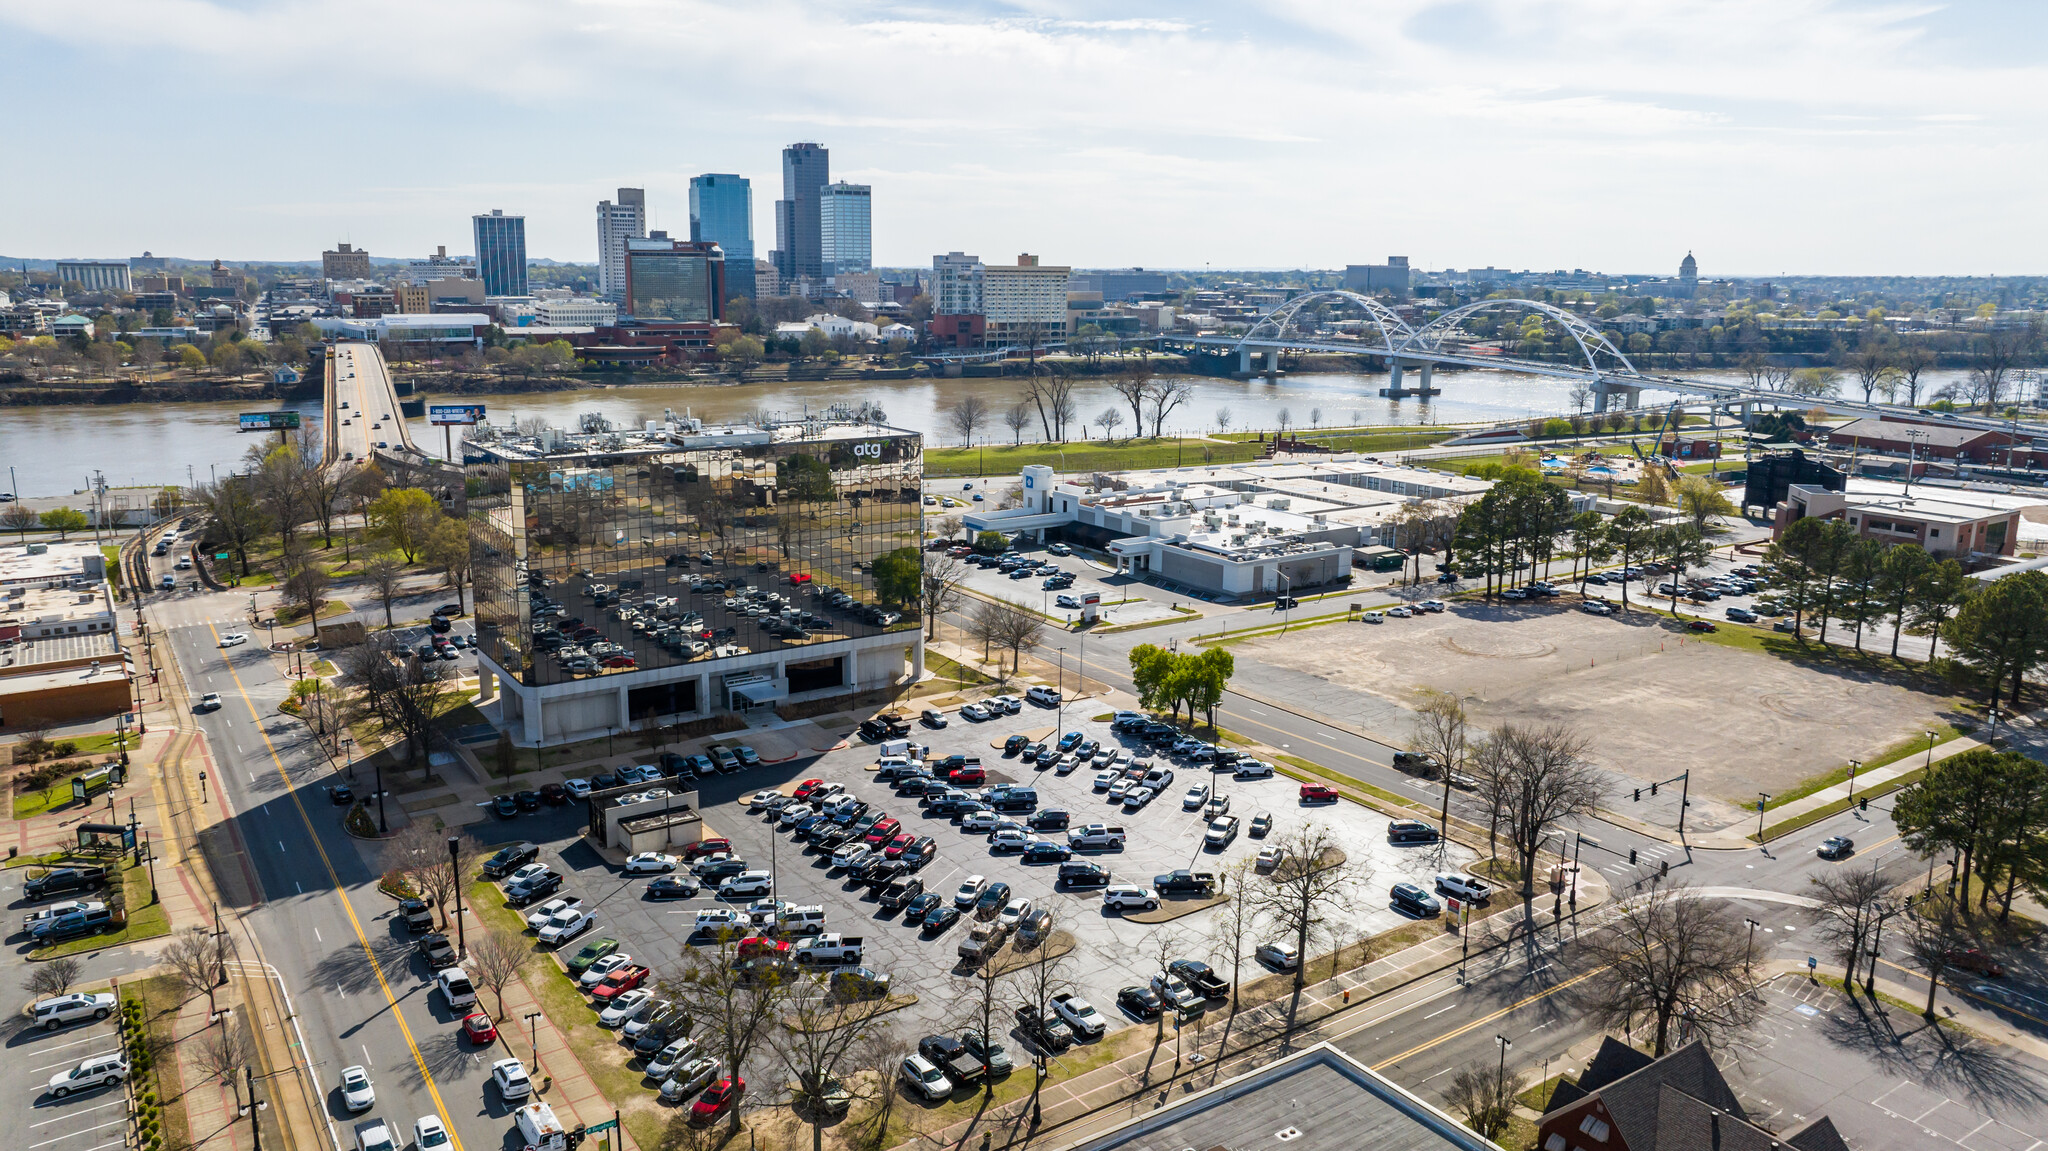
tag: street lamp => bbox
[1846,759,1861,808]
[1743,918,1761,976]
[1494,1034,1512,1091]
[1756,793,1770,843]
[1924,730,1936,771]
[447,835,466,959]
[524,1010,544,1084]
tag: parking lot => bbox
[6,1014,129,1151]
[1235,578,1964,809]
[469,699,1477,1052]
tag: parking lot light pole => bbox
[447,835,466,959]
[1756,793,1769,843]
[1846,760,1861,808]
[524,1010,544,1082]
[1743,918,1761,977]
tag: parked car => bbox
[1391,883,1441,917]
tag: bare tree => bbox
[919,553,968,642]
[1902,892,1970,1017]
[1574,884,1765,1055]
[1002,401,1033,446]
[1807,862,1892,990]
[1244,823,1362,1034]
[1215,406,1234,433]
[1143,379,1194,438]
[1409,689,1469,840]
[163,926,236,1019]
[954,959,1016,1097]
[775,970,900,1151]
[1208,861,1262,1011]
[946,395,990,447]
[362,556,404,628]
[1107,365,1151,436]
[192,1023,252,1085]
[388,819,458,927]
[466,928,530,1021]
[1136,924,1189,1050]
[23,957,82,999]
[344,632,457,775]
[1470,722,1601,920]
[1093,407,1124,442]
[1014,930,1075,1126]
[1445,1062,1524,1140]
[664,931,800,1134]
[841,1031,903,1151]
[1020,368,1079,443]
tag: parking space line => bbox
[29,1118,128,1147]
[30,1102,127,1128]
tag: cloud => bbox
[0,0,2041,273]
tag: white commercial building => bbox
[818,182,872,276]
[983,254,1069,343]
[596,188,646,301]
[963,460,1494,599]
[932,252,984,316]
[312,313,491,344]
[54,260,132,293]
[534,298,618,326]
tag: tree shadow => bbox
[1819,991,2048,1115]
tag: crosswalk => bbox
[1596,840,1681,876]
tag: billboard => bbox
[429,404,486,426]
[238,411,301,432]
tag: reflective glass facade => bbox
[624,238,724,323]
[472,211,527,297]
[472,424,924,692]
[689,175,754,300]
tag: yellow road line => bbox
[208,622,467,1151]
[1372,965,1609,1071]
[1832,832,1900,861]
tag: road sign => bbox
[215,553,229,560]
[429,404,486,426]
[238,411,300,432]
[1807,955,1818,973]
[585,1120,618,1134]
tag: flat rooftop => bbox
[0,542,108,587]
[2,585,115,623]
[1055,1043,1489,1151]
[471,412,919,464]
[0,631,121,671]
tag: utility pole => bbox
[447,836,466,958]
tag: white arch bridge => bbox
[923,291,2048,435]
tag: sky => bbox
[2,0,2044,276]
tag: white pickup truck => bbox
[794,933,864,964]
[1065,824,1127,851]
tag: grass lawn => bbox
[101,545,123,590]
[32,861,172,957]
[925,438,1269,477]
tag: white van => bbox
[877,738,912,759]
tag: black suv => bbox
[1386,820,1441,845]
[1027,809,1069,831]
[1057,862,1109,889]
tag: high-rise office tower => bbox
[596,189,646,301]
[932,252,985,315]
[772,142,829,284]
[623,232,726,323]
[472,209,528,297]
[819,182,872,278]
[689,175,754,300]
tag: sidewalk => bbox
[1689,729,1992,849]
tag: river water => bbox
[0,365,1980,498]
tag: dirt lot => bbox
[1235,600,1967,808]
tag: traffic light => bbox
[1629,848,1638,865]
[1859,796,1869,812]
[1634,789,1642,802]
[1660,860,1670,878]
[567,1128,587,1150]
[1650,781,1658,796]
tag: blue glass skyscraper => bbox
[472,209,527,297]
[689,175,754,300]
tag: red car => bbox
[881,833,916,858]
[461,1013,497,1044]
[792,779,827,801]
[691,1076,745,1122]
[1300,784,1339,803]
[738,936,790,960]
[1946,948,2005,977]
[862,817,902,845]
[949,766,986,785]
[601,654,637,668]
[684,838,733,860]
[1686,620,1716,633]
[589,964,651,1001]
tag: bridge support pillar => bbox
[1386,360,1405,396]
[1740,399,1755,427]
[1417,361,1433,396]
[1238,347,1253,374]
[1264,349,1279,374]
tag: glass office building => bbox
[819,182,872,277]
[689,175,754,300]
[623,234,724,323]
[469,415,925,746]
[472,209,528,297]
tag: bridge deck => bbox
[324,341,417,464]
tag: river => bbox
[0,366,1981,498]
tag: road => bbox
[149,582,500,1151]
[325,343,414,465]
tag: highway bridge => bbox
[322,341,420,466]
